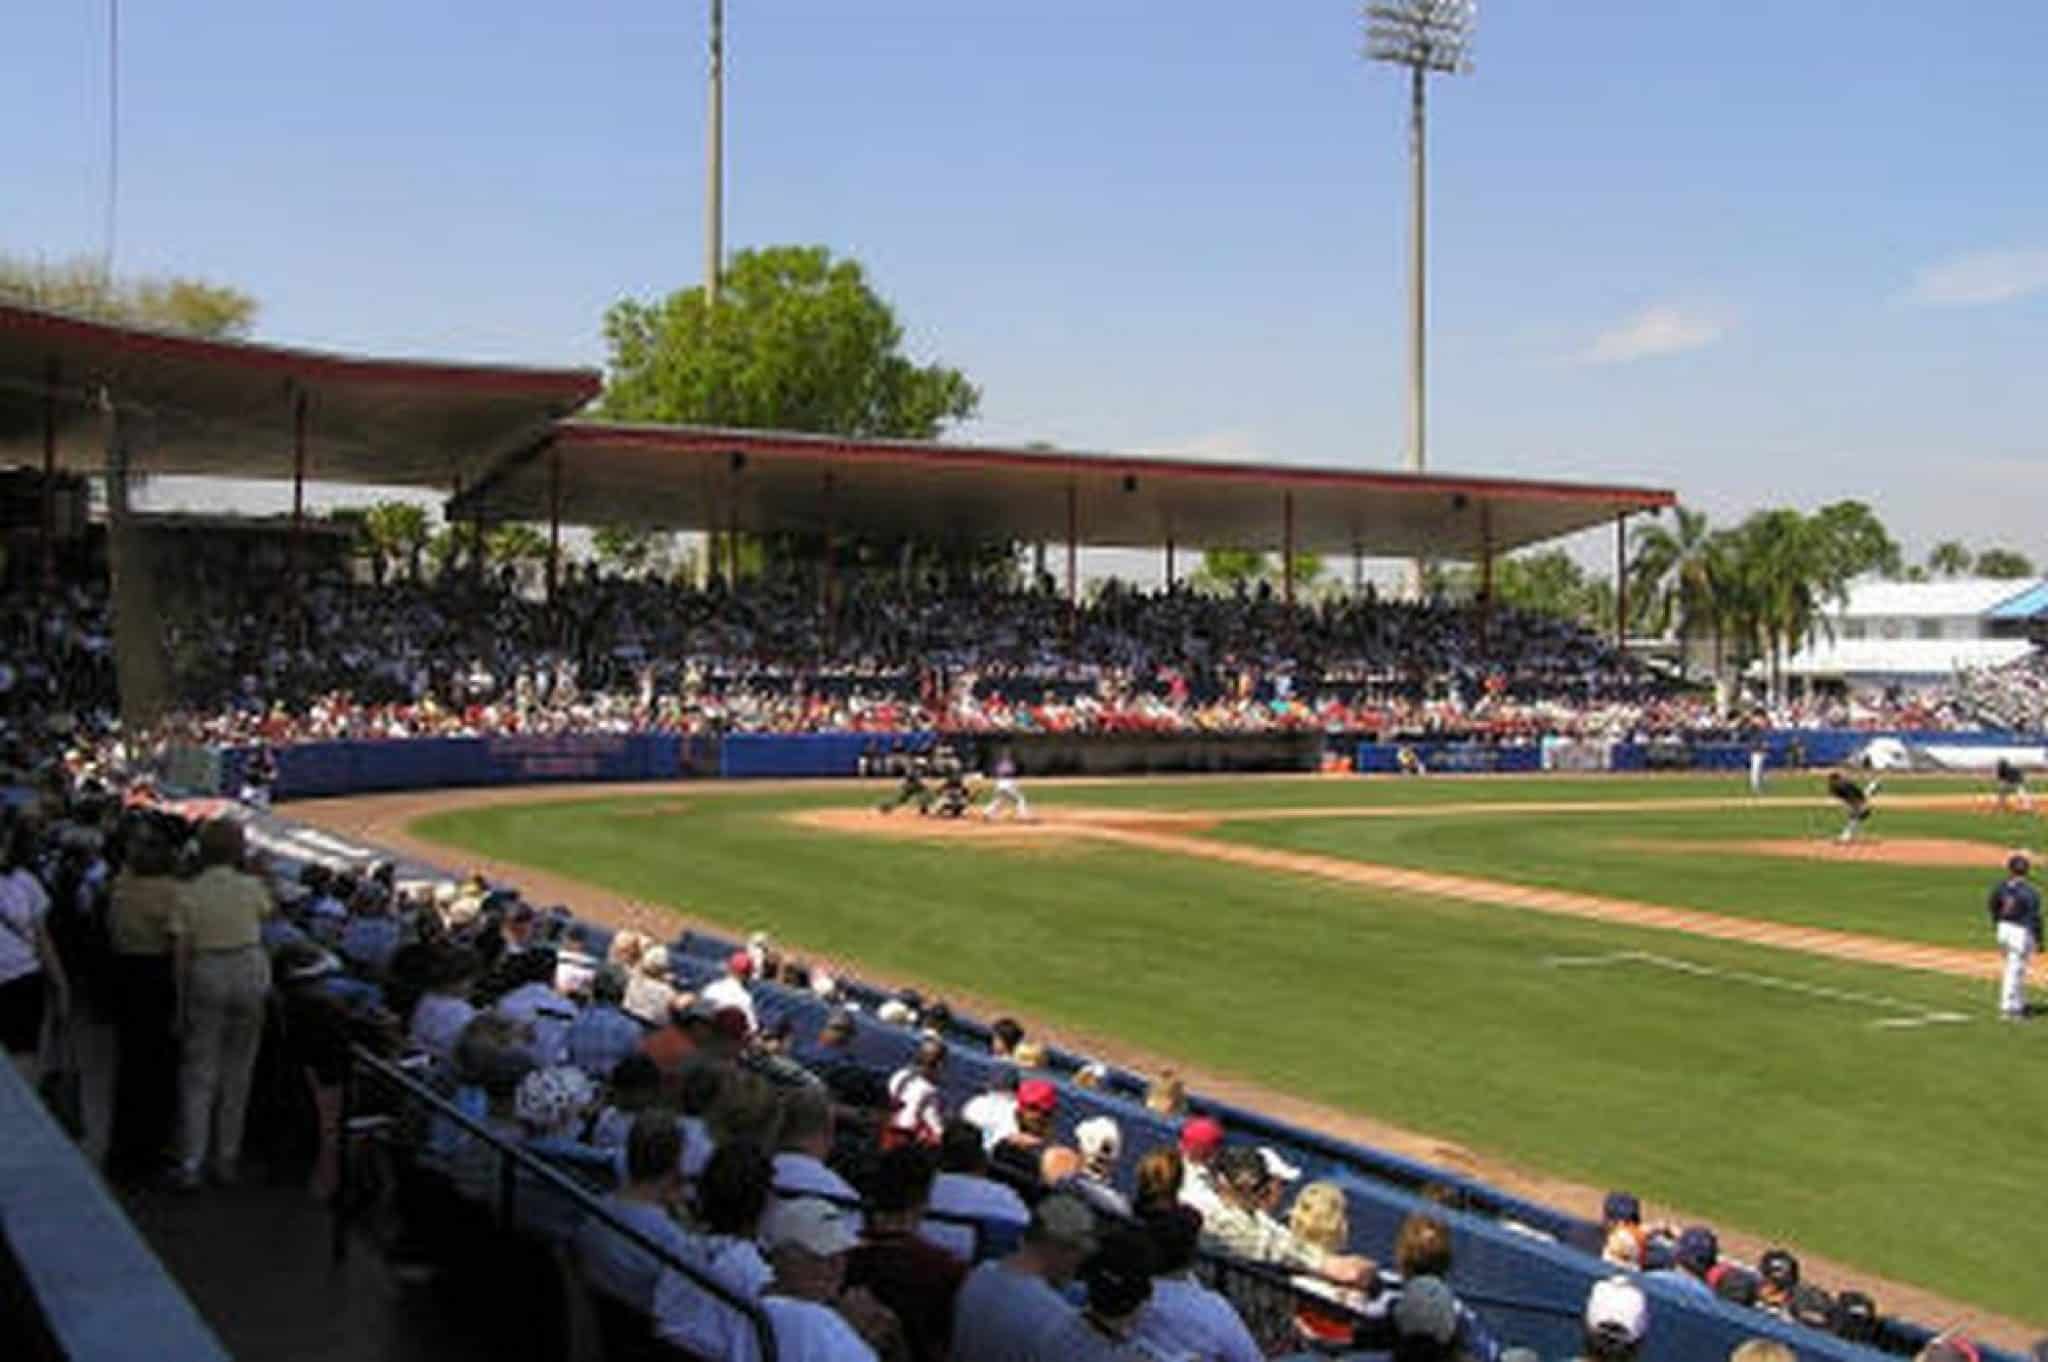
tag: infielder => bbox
[1746,738,1768,798]
[1987,853,2041,1020]
[982,749,1031,822]
[1827,770,1879,844]
[1994,757,2035,814]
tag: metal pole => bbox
[1282,491,1296,609]
[547,447,562,602]
[1407,63,1426,477]
[40,358,57,589]
[727,507,740,585]
[1615,512,1629,650]
[1164,536,1175,591]
[1064,483,1078,609]
[290,390,307,586]
[705,0,724,309]
[1479,503,1494,649]
[822,473,837,650]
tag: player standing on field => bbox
[1827,770,1877,844]
[1746,736,1768,798]
[982,748,1031,822]
[1994,757,2034,814]
[1989,854,2041,1020]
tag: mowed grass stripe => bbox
[411,790,2047,1324]
[1211,804,2041,950]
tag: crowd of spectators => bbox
[33,558,1993,749]
[1956,652,2048,734]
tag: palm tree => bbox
[1629,507,1717,680]
[364,500,432,583]
[1927,540,1973,579]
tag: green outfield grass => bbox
[1210,802,2040,949]
[409,779,2048,1323]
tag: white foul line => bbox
[1544,951,1971,1030]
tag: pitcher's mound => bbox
[1718,837,2033,869]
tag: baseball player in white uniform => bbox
[1747,740,1767,797]
[982,749,1031,822]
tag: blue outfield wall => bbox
[1362,729,2048,775]
[719,731,933,779]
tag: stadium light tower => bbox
[1365,0,1474,482]
[706,0,725,308]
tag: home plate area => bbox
[1545,950,1971,1029]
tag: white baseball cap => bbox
[1257,1146,1303,1183]
[1585,1276,1649,1344]
[759,1197,860,1257]
[1075,1115,1122,1161]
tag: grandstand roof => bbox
[0,302,599,489]
[1836,578,2045,619]
[453,421,1674,560]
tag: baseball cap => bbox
[758,1197,859,1256]
[1585,1276,1650,1345]
[1257,1146,1303,1183]
[1213,1145,1269,1194]
[727,950,753,977]
[2010,854,2032,876]
[1075,1115,1122,1161]
[1834,1291,1878,1344]
[1675,1225,1718,1271]
[1016,1078,1059,1115]
[1712,1267,1758,1307]
[1030,1192,1098,1251]
[1790,1284,1839,1330]
[1759,1247,1800,1289]
[1179,1116,1225,1158]
[1602,1190,1641,1224]
[1394,1277,1460,1344]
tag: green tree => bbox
[485,522,550,576]
[1490,549,1603,625]
[1973,547,2035,579]
[598,245,979,438]
[1927,541,1974,578]
[1194,547,1269,592]
[1629,506,1719,678]
[0,254,257,338]
[364,500,432,583]
[1809,500,1901,582]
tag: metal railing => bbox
[334,1043,777,1362]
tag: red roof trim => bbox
[0,303,601,404]
[552,421,1675,510]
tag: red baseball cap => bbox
[1016,1079,1059,1115]
[728,950,754,977]
[1180,1116,1225,1157]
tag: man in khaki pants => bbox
[169,820,273,1189]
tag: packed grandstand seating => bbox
[1954,652,2048,735]
[0,558,2000,772]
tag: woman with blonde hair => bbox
[1288,1180,1369,1335]
[1132,1144,1184,1218]
[1145,1069,1188,1117]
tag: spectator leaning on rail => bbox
[1646,1224,1719,1302]
[167,818,273,1191]
[1200,1144,1378,1291]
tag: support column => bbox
[1064,483,1078,610]
[103,393,166,727]
[1282,491,1296,609]
[727,508,740,586]
[290,390,308,585]
[1478,503,1495,648]
[547,447,562,602]
[822,473,837,649]
[1614,512,1629,650]
[40,358,58,589]
[1164,536,1176,591]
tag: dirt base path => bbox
[797,808,2008,982]
[289,782,2041,1345]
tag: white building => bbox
[1781,578,2047,690]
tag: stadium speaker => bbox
[1122,475,1138,494]
[730,451,748,474]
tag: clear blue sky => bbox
[7,1,2047,565]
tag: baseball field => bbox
[323,771,2046,1332]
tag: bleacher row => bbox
[266,803,2004,1362]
